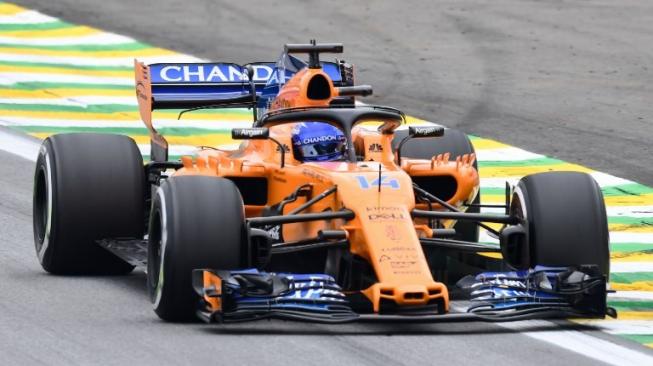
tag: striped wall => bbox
[0,2,651,348]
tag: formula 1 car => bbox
[32,41,613,323]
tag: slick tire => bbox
[33,133,144,275]
[393,127,479,242]
[512,171,609,277]
[148,176,246,322]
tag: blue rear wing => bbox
[149,62,270,110]
[140,61,344,110]
[134,58,346,162]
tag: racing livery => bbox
[32,42,613,323]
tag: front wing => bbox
[192,266,614,324]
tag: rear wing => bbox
[135,60,344,110]
[134,59,346,161]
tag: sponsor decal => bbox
[389,261,417,269]
[366,207,405,221]
[272,176,287,183]
[368,143,383,152]
[393,270,421,275]
[151,63,274,83]
[356,175,400,190]
[301,169,328,183]
[381,246,416,252]
[232,128,269,139]
[385,225,401,241]
[368,212,406,221]
[302,135,342,144]
[275,99,292,109]
[267,226,281,240]
[410,125,444,138]
[136,61,346,85]
[135,82,148,101]
[367,206,400,212]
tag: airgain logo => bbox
[368,143,383,152]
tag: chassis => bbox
[32,42,612,323]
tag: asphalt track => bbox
[1,0,653,365]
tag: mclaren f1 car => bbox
[32,41,613,323]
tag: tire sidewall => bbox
[515,172,609,277]
[33,133,144,275]
[148,176,246,321]
[34,140,58,270]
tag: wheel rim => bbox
[149,188,169,308]
[511,186,528,221]
[34,153,53,262]
[148,210,163,302]
[34,168,47,247]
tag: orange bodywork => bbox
[135,60,480,314]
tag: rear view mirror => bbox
[231,127,286,168]
[337,85,373,97]
[396,125,445,164]
[232,128,269,140]
[409,126,444,138]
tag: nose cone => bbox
[362,282,449,313]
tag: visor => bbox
[299,140,346,161]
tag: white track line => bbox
[475,147,544,161]
[0,10,57,24]
[0,53,202,67]
[0,128,40,161]
[0,117,251,129]
[0,72,134,85]
[611,262,653,273]
[481,172,636,189]
[0,33,137,46]
[610,232,653,244]
[609,291,653,301]
[574,320,653,336]
[0,97,138,106]
[481,203,653,218]
[499,320,653,366]
[480,230,653,246]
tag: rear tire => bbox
[33,133,144,275]
[512,171,609,277]
[148,176,246,322]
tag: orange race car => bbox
[32,42,613,323]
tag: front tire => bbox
[33,133,144,275]
[512,171,609,277]
[148,176,246,322]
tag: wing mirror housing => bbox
[231,127,286,168]
[396,125,445,164]
[408,125,444,138]
[232,127,269,140]
[337,85,373,97]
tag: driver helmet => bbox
[291,122,346,162]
